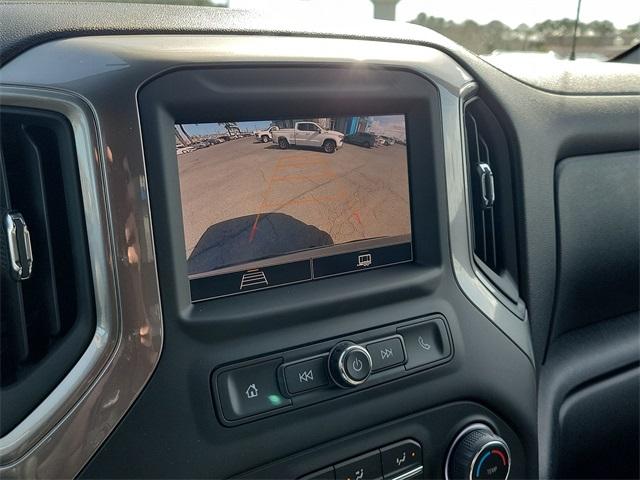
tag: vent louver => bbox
[0,107,94,436]
[465,110,498,270]
[463,98,521,308]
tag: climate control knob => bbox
[328,341,372,388]
[446,424,511,480]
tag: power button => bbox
[328,342,373,388]
[345,349,371,382]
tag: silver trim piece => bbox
[390,465,424,480]
[0,86,163,477]
[21,220,33,279]
[477,163,495,209]
[444,81,533,357]
[4,213,31,280]
[0,88,118,466]
[0,34,531,477]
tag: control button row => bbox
[301,439,422,480]
[213,317,452,422]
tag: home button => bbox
[216,359,291,420]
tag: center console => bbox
[135,54,535,479]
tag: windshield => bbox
[77,0,639,63]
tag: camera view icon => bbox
[240,269,268,289]
[356,253,372,268]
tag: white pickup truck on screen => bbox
[272,121,344,153]
[254,126,279,143]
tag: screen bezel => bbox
[139,64,446,324]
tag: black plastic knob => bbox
[328,341,372,388]
[446,425,511,480]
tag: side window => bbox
[297,123,310,131]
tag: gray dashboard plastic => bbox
[553,151,640,338]
[539,312,640,478]
[556,366,639,479]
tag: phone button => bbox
[398,318,451,369]
[380,439,422,479]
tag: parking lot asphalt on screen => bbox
[177,123,411,277]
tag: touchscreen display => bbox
[176,115,412,300]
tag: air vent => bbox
[465,110,497,270]
[0,107,94,436]
[464,98,521,308]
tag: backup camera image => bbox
[176,114,412,295]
